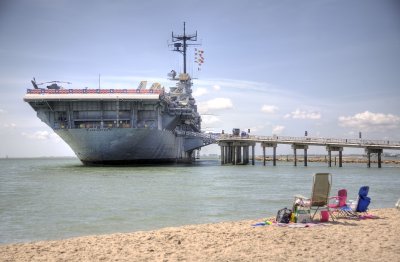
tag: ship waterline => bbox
[56,128,204,165]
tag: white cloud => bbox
[197,78,278,93]
[261,105,279,114]
[338,111,400,130]
[3,123,16,128]
[22,131,61,141]
[213,85,221,91]
[247,125,265,133]
[0,109,5,113]
[198,98,233,113]
[201,115,221,125]
[272,125,285,134]
[192,87,208,97]
[284,109,321,120]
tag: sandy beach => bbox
[1,208,399,262]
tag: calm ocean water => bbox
[0,157,399,244]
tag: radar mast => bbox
[171,22,198,74]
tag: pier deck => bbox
[218,135,400,167]
[210,133,399,168]
[177,131,400,167]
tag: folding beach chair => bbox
[356,186,371,215]
[328,189,358,218]
[328,189,347,218]
[294,173,334,221]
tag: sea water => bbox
[0,157,399,244]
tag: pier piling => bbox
[261,142,277,166]
[291,144,308,166]
[218,141,255,165]
[326,146,343,168]
[365,148,383,168]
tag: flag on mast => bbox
[194,48,205,71]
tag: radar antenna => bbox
[170,22,199,74]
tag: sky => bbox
[0,0,399,157]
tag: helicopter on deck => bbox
[31,77,72,90]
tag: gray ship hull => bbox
[56,128,203,165]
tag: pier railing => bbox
[174,131,400,149]
[217,134,400,149]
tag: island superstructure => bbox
[24,23,205,165]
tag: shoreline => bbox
[1,208,399,261]
[255,156,400,165]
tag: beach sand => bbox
[1,208,399,261]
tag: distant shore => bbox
[1,208,399,261]
[255,155,400,165]
[202,154,400,165]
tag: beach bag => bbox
[276,208,292,223]
[296,209,312,223]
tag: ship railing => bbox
[26,88,164,95]
[168,107,194,115]
[175,130,220,142]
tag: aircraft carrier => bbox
[24,23,206,165]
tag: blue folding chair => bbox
[356,186,371,214]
